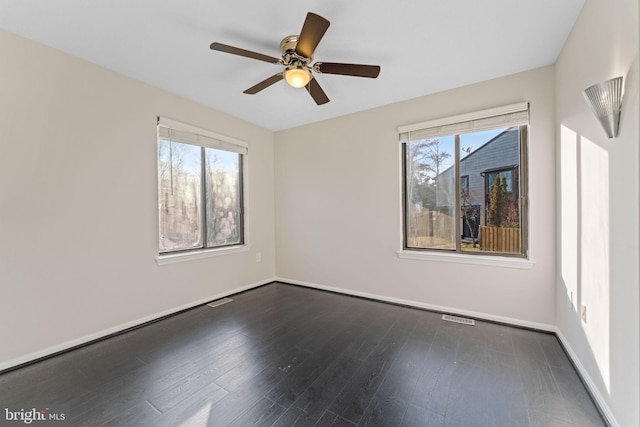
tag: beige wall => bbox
[275,66,557,327]
[555,0,639,425]
[0,29,276,369]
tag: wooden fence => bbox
[479,226,520,253]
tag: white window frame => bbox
[396,103,535,269]
[156,117,250,264]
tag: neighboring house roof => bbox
[481,164,519,176]
[459,128,513,166]
[435,127,518,179]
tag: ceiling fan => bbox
[210,12,381,105]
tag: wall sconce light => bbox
[582,76,623,138]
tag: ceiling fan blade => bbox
[315,62,381,78]
[295,13,330,59]
[306,77,330,105]
[210,42,281,64]
[243,73,284,94]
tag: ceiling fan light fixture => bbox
[284,66,312,88]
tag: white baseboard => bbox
[555,330,619,427]
[275,277,556,332]
[0,277,276,372]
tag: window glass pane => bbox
[460,127,520,254]
[461,175,469,192]
[405,136,456,250]
[205,148,242,247]
[485,171,513,193]
[158,140,203,252]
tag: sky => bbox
[158,139,240,175]
[437,128,506,172]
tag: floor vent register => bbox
[442,314,475,326]
[207,298,233,308]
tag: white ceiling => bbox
[0,0,585,131]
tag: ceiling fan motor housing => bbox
[280,35,299,56]
[280,35,311,66]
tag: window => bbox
[157,117,247,254]
[400,103,529,257]
[482,166,518,224]
[460,175,470,194]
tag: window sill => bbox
[396,250,535,270]
[156,245,250,265]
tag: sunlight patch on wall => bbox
[560,125,578,312]
[580,135,611,392]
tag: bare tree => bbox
[405,139,451,243]
[460,185,479,248]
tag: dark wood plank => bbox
[340,314,396,361]
[69,325,267,422]
[401,403,444,427]
[538,334,574,371]
[0,354,92,405]
[148,374,229,414]
[528,412,573,427]
[284,356,360,425]
[484,348,529,427]
[270,405,307,427]
[518,360,572,424]
[409,342,457,417]
[358,338,430,426]
[228,397,286,427]
[156,359,291,426]
[550,365,606,427]
[80,400,163,426]
[328,310,422,424]
[442,360,492,427]
[316,410,357,427]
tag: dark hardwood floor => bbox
[0,282,606,426]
